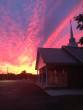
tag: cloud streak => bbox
[0,0,46,74]
[44,0,83,48]
[0,0,82,74]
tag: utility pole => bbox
[7,67,9,74]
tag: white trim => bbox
[46,68,48,86]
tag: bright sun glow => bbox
[0,61,37,74]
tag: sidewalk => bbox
[36,82,83,96]
[45,89,83,96]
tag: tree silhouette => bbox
[74,14,83,45]
[78,37,83,45]
[74,14,83,30]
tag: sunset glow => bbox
[0,0,82,74]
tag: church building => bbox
[35,22,83,88]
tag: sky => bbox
[0,0,83,74]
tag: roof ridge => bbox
[62,46,83,64]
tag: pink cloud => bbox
[43,1,83,48]
[0,0,46,74]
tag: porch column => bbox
[41,72,43,86]
[39,69,42,85]
[45,68,48,86]
[37,69,39,82]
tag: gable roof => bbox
[35,47,83,69]
[63,46,83,63]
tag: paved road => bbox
[0,80,56,110]
[0,80,83,110]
